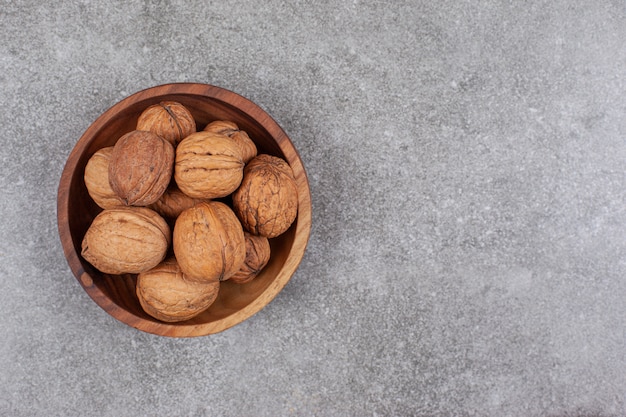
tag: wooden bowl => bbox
[57,83,312,337]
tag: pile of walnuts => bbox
[81,101,298,323]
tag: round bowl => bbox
[57,83,312,337]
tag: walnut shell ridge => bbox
[232,154,298,238]
[84,146,124,209]
[230,232,271,285]
[108,130,175,206]
[81,207,171,275]
[136,101,196,146]
[203,120,257,163]
[173,201,245,283]
[137,258,220,323]
[174,131,244,199]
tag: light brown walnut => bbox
[83,146,124,209]
[203,120,257,163]
[174,132,244,199]
[173,201,245,283]
[81,207,170,274]
[230,232,271,284]
[137,258,220,322]
[149,183,208,220]
[232,154,298,238]
[108,130,175,206]
[136,101,196,146]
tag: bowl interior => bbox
[58,84,311,337]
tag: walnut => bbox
[81,207,170,274]
[173,201,245,283]
[148,183,208,220]
[136,101,196,146]
[174,132,244,199]
[136,258,220,322]
[108,130,175,206]
[230,232,271,284]
[232,154,298,238]
[84,146,124,209]
[203,120,257,163]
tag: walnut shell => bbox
[84,147,124,209]
[203,120,257,163]
[148,183,208,220]
[136,101,196,146]
[81,207,171,274]
[232,154,298,238]
[174,132,244,199]
[230,232,271,284]
[137,258,220,322]
[173,201,245,283]
[108,130,175,206]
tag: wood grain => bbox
[57,83,312,337]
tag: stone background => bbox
[1,1,625,416]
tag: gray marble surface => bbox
[1,1,625,416]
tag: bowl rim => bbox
[57,82,312,337]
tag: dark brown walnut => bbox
[232,154,298,238]
[136,101,196,146]
[203,120,257,163]
[230,232,271,284]
[137,258,220,322]
[173,201,245,283]
[174,131,244,199]
[81,207,170,274]
[108,130,175,206]
[148,183,209,220]
[83,146,124,209]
